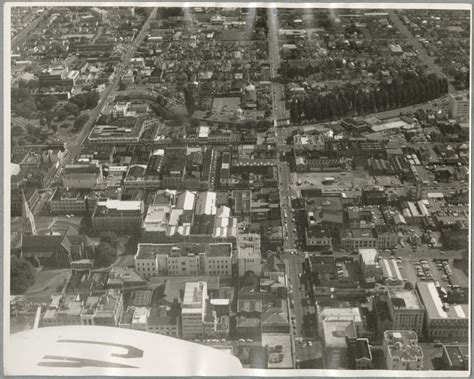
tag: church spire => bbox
[22,190,37,236]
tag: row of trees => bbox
[289,73,449,124]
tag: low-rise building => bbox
[383,330,424,370]
[91,199,144,234]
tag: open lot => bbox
[295,170,376,192]
[211,96,241,113]
[400,257,468,288]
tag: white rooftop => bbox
[98,199,143,212]
[194,192,217,215]
[359,248,378,265]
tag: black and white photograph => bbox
[4,2,471,376]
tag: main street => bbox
[47,7,158,189]
[267,8,296,253]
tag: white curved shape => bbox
[6,326,243,376]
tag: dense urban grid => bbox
[10,6,469,371]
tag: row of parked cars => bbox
[414,259,433,281]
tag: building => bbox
[11,188,40,217]
[49,188,99,214]
[358,248,379,283]
[383,330,423,370]
[448,93,469,123]
[134,242,233,279]
[180,281,230,339]
[22,226,87,268]
[351,338,373,369]
[81,289,124,327]
[42,294,83,327]
[387,290,424,336]
[376,231,398,249]
[91,200,144,234]
[439,345,469,370]
[62,161,103,189]
[318,307,364,336]
[305,226,333,251]
[262,333,293,369]
[43,290,123,328]
[322,320,357,369]
[146,305,179,337]
[237,233,262,277]
[88,117,153,144]
[416,282,469,340]
[340,229,377,251]
[380,258,404,286]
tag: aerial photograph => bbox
[6,4,470,375]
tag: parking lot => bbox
[400,257,468,288]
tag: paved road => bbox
[267,8,296,253]
[388,10,454,93]
[285,255,305,337]
[11,9,50,51]
[46,7,158,191]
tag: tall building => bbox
[181,281,208,339]
[448,93,469,123]
[387,290,425,336]
[22,191,37,235]
[383,330,423,370]
[237,233,262,277]
[181,281,230,339]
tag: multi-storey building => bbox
[134,242,233,279]
[62,161,103,189]
[340,229,377,251]
[448,93,469,123]
[387,290,425,336]
[237,233,262,277]
[91,199,144,234]
[416,282,469,341]
[181,281,230,339]
[383,330,424,370]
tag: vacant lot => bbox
[212,96,241,113]
[295,170,376,191]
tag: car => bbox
[308,341,313,347]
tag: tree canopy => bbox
[94,242,117,268]
[11,256,35,294]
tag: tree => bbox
[99,231,119,249]
[37,95,58,111]
[118,81,128,91]
[63,102,80,117]
[94,242,117,268]
[56,108,68,122]
[10,256,35,294]
[73,114,89,131]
